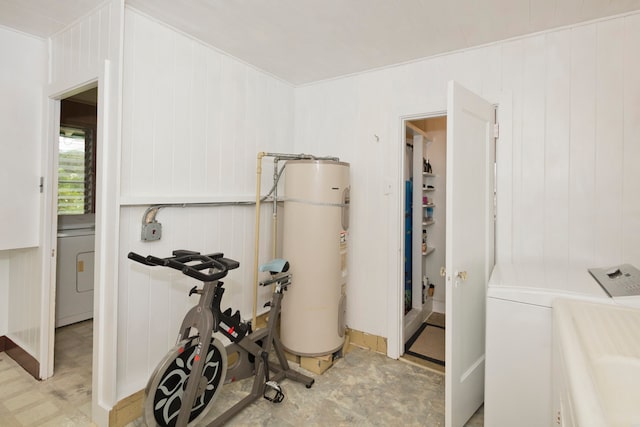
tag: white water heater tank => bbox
[281,160,350,356]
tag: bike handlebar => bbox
[128,250,239,282]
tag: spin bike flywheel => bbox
[144,337,227,427]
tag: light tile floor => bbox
[0,320,93,426]
[1,320,483,426]
[128,346,483,427]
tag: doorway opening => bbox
[401,114,447,372]
[53,87,97,391]
[392,82,496,426]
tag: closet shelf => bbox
[423,220,435,227]
[423,203,435,208]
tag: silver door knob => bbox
[455,271,468,281]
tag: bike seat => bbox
[259,259,289,274]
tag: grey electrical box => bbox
[141,222,162,241]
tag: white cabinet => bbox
[0,29,45,250]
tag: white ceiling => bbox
[2,0,640,85]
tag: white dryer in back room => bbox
[483,262,611,427]
[56,215,95,327]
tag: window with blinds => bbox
[58,126,95,214]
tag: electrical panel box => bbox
[141,222,162,241]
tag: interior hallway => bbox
[1,320,483,426]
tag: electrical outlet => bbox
[141,222,162,241]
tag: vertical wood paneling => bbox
[568,24,597,266]
[122,9,294,199]
[498,40,524,263]
[293,12,640,341]
[444,48,485,97]
[118,9,296,396]
[119,12,134,193]
[481,45,503,102]
[116,207,131,382]
[49,1,116,86]
[172,36,194,192]
[151,24,175,193]
[219,57,246,193]
[594,19,625,265]
[543,29,571,265]
[116,8,640,397]
[45,4,124,417]
[494,91,513,264]
[190,43,208,194]
[204,49,223,193]
[8,249,41,355]
[118,203,280,390]
[623,14,640,264]
[520,35,546,261]
[0,256,7,335]
[125,12,154,195]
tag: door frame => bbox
[387,110,446,359]
[40,60,120,426]
[41,77,99,380]
[388,93,507,360]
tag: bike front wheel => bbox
[144,337,227,427]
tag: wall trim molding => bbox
[0,335,40,380]
[109,389,144,427]
[346,328,387,355]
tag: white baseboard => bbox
[432,299,445,314]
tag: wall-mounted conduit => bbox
[137,152,340,329]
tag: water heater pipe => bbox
[252,152,266,328]
[272,159,280,258]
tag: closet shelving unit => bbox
[406,122,434,315]
[422,172,436,255]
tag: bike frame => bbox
[128,251,314,427]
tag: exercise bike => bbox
[128,250,315,427]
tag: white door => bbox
[445,81,495,427]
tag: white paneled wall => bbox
[17,3,639,411]
[623,15,640,265]
[568,25,597,267]
[49,2,118,91]
[0,256,7,335]
[45,2,124,423]
[117,9,294,398]
[121,10,293,199]
[294,13,640,338]
[7,249,41,355]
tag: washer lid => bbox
[57,227,95,238]
[488,263,609,307]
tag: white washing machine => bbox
[56,225,95,327]
[484,263,611,427]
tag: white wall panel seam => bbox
[622,14,640,263]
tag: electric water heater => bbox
[281,160,350,356]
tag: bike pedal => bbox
[263,381,285,403]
